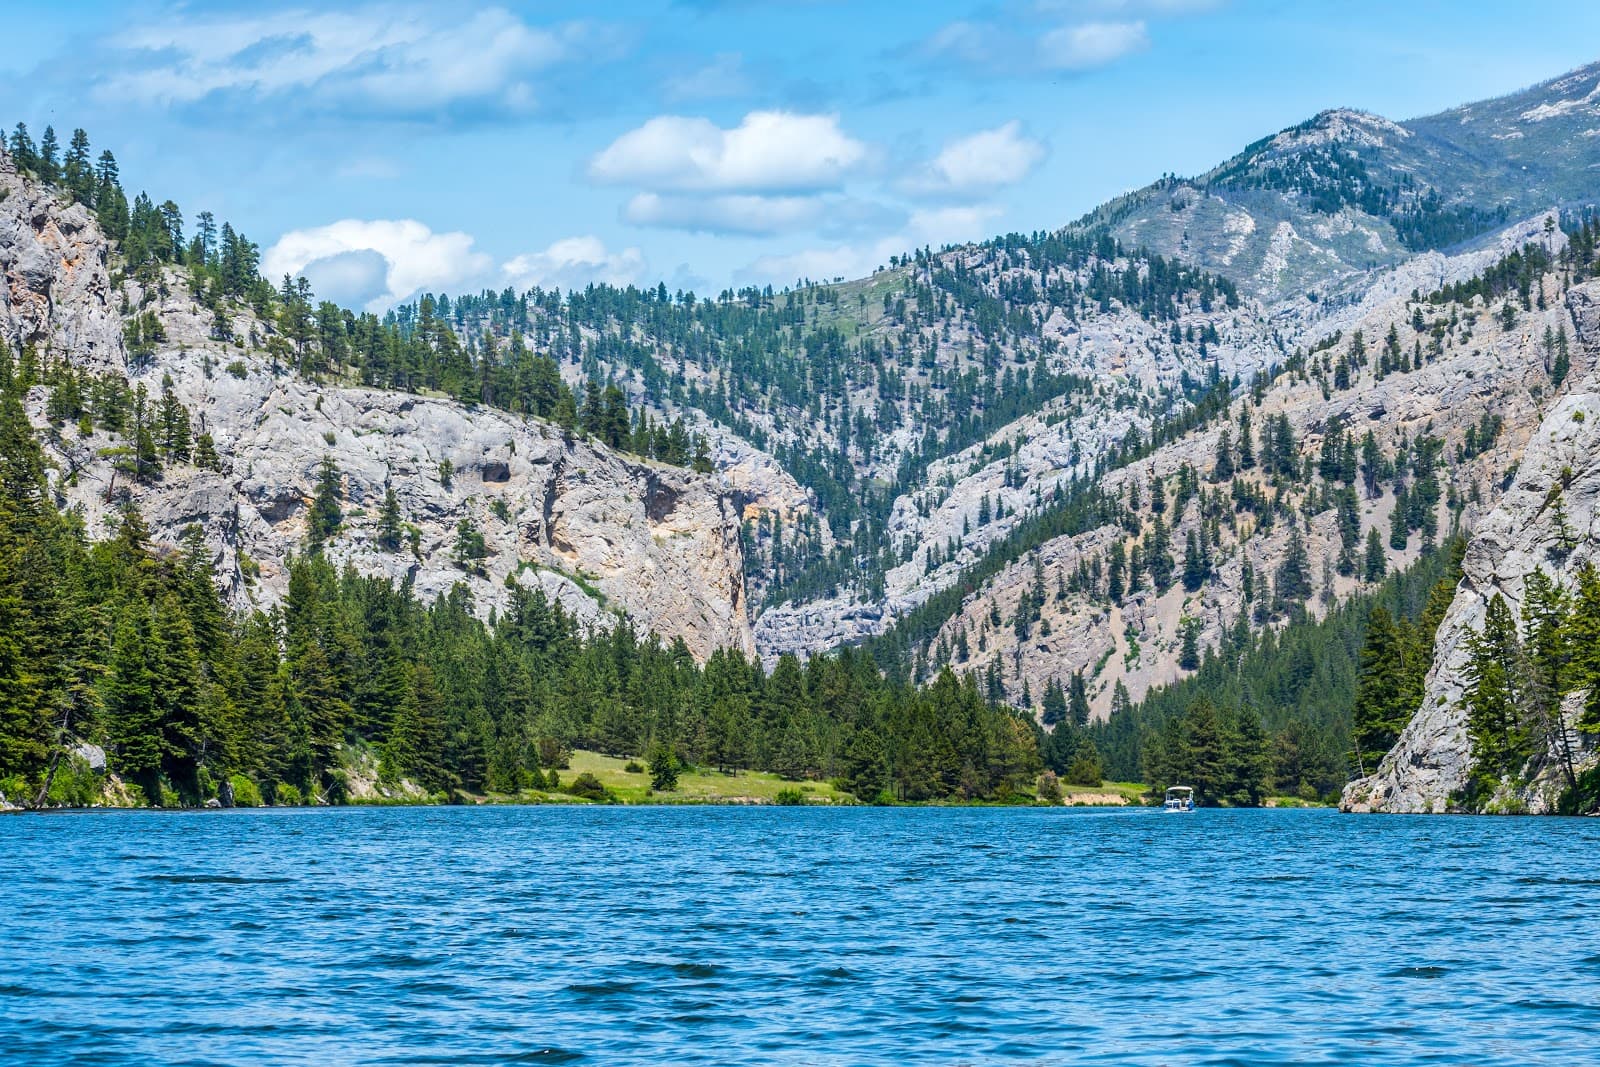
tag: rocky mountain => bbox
[1344,283,1600,813]
[0,159,123,371]
[911,226,1581,722]
[2,150,756,662]
[1078,61,1600,301]
[8,59,1600,811]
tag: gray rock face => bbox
[1085,61,1600,301]
[864,242,1576,719]
[1343,282,1600,813]
[70,742,107,772]
[0,153,757,663]
[0,148,125,373]
[38,338,755,661]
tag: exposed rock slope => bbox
[1343,283,1600,812]
[2,160,754,662]
[1080,62,1600,300]
[0,151,124,372]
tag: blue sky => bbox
[6,0,1600,309]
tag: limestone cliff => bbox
[0,150,124,372]
[2,156,754,662]
[847,227,1574,718]
[1343,283,1600,812]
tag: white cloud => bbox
[662,53,751,102]
[589,111,869,193]
[919,16,1150,75]
[1038,21,1149,69]
[918,21,1004,70]
[741,205,1002,285]
[1035,0,1221,13]
[624,193,825,235]
[95,6,582,118]
[906,122,1046,196]
[502,236,647,291]
[263,219,491,311]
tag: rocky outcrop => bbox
[855,251,1577,717]
[1343,282,1600,812]
[0,148,124,373]
[33,338,755,661]
[0,158,755,662]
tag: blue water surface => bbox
[3,805,1598,1066]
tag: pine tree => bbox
[63,128,93,203]
[454,516,488,571]
[1223,706,1271,806]
[1213,426,1235,481]
[377,484,403,551]
[105,599,165,803]
[1237,407,1255,469]
[1068,670,1090,728]
[1389,484,1409,551]
[1179,616,1202,671]
[1552,324,1571,387]
[1463,594,1531,795]
[842,727,888,801]
[1363,527,1386,583]
[1567,565,1600,735]
[1040,678,1068,726]
[8,123,38,172]
[193,433,222,471]
[1351,606,1414,774]
[1182,529,1207,592]
[37,126,59,182]
[1521,570,1577,791]
[647,739,680,791]
[0,389,64,783]
[307,456,342,547]
[1275,527,1312,609]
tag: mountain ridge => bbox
[6,57,1600,811]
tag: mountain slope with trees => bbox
[5,62,1600,810]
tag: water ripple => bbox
[3,807,1598,1065]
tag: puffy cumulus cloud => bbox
[263,219,491,311]
[917,17,1148,76]
[589,111,869,193]
[297,250,392,311]
[904,122,1046,196]
[502,237,647,291]
[740,204,1002,286]
[1037,21,1148,69]
[93,6,594,120]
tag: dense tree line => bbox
[1086,541,1465,803]
[0,368,1047,806]
[1459,566,1600,811]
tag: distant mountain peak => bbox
[1281,108,1411,150]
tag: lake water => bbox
[3,806,1598,1065]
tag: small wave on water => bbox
[141,873,295,885]
[4,806,1600,1065]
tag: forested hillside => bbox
[4,61,1600,810]
[0,365,1057,807]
